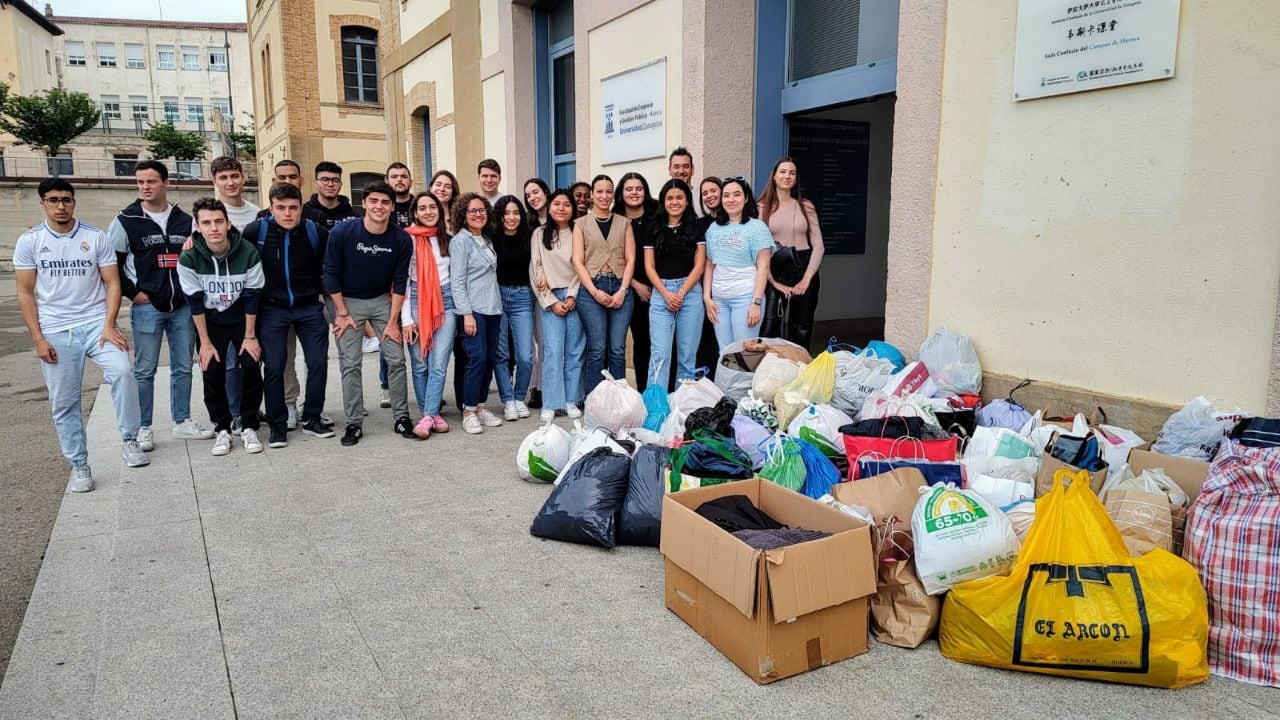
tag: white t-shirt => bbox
[12,221,115,334]
[223,199,261,231]
[143,204,173,231]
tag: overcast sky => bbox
[39,0,246,23]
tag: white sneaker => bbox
[122,439,150,467]
[137,426,155,452]
[504,401,519,421]
[286,405,298,431]
[211,430,232,456]
[241,428,264,454]
[566,403,582,419]
[362,336,381,354]
[173,419,215,440]
[477,408,503,427]
[463,414,484,434]
[379,389,391,408]
[68,464,94,493]
[540,409,555,423]
[515,401,530,419]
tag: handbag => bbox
[770,244,807,286]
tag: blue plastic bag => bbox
[862,341,905,372]
[797,438,842,499]
[642,362,670,432]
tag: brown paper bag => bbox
[1104,490,1174,555]
[871,531,940,648]
[831,468,926,528]
[1035,455,1106,497]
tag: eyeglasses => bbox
[467,208,488,215]
[316,177,342,184]
[723,175,746,182]
[43,197,75,206]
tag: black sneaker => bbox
[302,418,335,438]
[527,388,543,410]
[394,416,415,438]
[341,424,363,446]
[268,426,288,449]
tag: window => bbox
[176,160,202,178]
[181,46,200,70]
[536,0,575,187]
[113,153,138,177]
[211,97,231,120]
[789,0,861,81]
[48,153,73,176]
[162,97,179,122]
[261,44,274,116]
[45,49,52,74]
[209,47,228,71]
[158,45,175,69]
[340,27,379,104]
[97,43,117,68]
[349,172,383,205]
[101,95,121,120]
[130,96,149,120]
[186,98,204,123]
[66,41,86,66]
[125,43,145,69]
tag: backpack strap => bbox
[304,219,319,256]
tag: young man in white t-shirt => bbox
[15,178,150,493]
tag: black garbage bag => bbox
[617,445,671,547]
[934,407,977,439]
[684,396,738,441]
[530,447,632,548]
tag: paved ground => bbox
[1,349,1277,718]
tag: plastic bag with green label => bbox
[912,483,1020,595]
[517,419,574,483]
[787,402,852,460]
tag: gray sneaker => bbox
[122,440,150,467]
[68,464,94,493]
[137,425,155,452]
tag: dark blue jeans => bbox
[260,302,329,427]
[460,313,501,409]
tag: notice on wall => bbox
[787,118,870,256]
[1013,0,1181,101]
[601,59,667,165]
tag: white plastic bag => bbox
[831,351,895,415]
[882,361,937,398]
[668,376,723,416]
[714,338,811,401]
[918,326,982,395]
[554,422,630,486]
[583,370,647,432]
[912,483,1020,595]
[786,403,853,458]
[657,407,688,446]
[1151,396,1245,460]
[619,426,662,446]
[968,466,1035,506]
[816,495,875,526]
[1099,465,1189,509]
[516,419,574,483]
[1001,499,1036,542]
[964,426,1040,461]
[752,353,806,401]
[856,391,941,427]
[1094,424,1146,476]
[731,414,772,470]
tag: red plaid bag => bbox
[1183,439,1280,687]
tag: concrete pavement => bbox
[1,357,1276,719]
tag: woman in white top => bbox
[399,192,453,438]
[530,189,584,421]
[701,177,773,349]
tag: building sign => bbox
[786,118,870,256]
[601,59,666,165]
[1013,0,1181,101]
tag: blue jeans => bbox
[540,289,585,411]
[460,312,501,409]
[40,322,140,467]
[577,273,633,396]
[711,293,757,351]
[130,301,194,427]
[496,285,535,403]
[408,283,457,416]
[649,279,705,387]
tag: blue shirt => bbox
[704,218,774,269]
[323,220,412,299]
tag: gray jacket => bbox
[449,229,502,316]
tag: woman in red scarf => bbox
[400,192,454,438]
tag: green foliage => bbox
[224,113,256,158]
[0,86,100,156]
[145,122,208,161]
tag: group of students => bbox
[17,147,827,493]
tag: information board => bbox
[786,118,870,256]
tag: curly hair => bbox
[452,192,490,236]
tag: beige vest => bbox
[574,213,628,278]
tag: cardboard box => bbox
[1127,448,1211,500]
[660,479,876,684]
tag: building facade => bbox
[248,0,388,202]
[0,0,61,96]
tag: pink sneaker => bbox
[431,415,450,433]
[413,415,433,439]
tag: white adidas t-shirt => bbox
[223,199,261,231]
[12,221,115,334]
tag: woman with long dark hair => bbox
[400,192,455,438]
[613,172,658,387]
[429,170,461,232]
[523,178,550,229]
[572,174,635,396]
[698,176,722,227]
[530,190,584,420]
[644,179,706,387]
[450,193,505,434]
[491,196,535,421]
[758,157,824,349]
[703,177,772,349]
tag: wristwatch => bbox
[752,297,764,306]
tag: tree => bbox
[224,112,256,159]
[145,122,208,162]
[0,85,100,156]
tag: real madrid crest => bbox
[80,240,90,252]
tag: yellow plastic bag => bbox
[939,469,1209,688]
[774,351,836,428]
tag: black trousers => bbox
[260,302,329,429]
[785,271,821,351]
[630,293,651,387]
[695,316,719,381]
[201,319,263,433]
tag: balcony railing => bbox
[0,156,258,183]
[90,102,239,137]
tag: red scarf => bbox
[404,224,444,360]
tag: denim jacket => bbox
[449,229,502,315]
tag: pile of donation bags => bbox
[515,328,1278,689]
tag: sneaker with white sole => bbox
[504,401,519,421]
[241,428,264,454]
[515,401,530,419]
[268,426,289,448]
[211,430,232,456]
[566,403,582,419]
[540,409,555,423]
[362,336,380,354]
[463,414,484,434]
[137,426,155,451]
[122,439,149,467]
[173,419,215,440]
[301,418,334,438]
[379,388,391,408]
[68,464,94,493]
[477,408,503,427]
[286,405,298,431]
